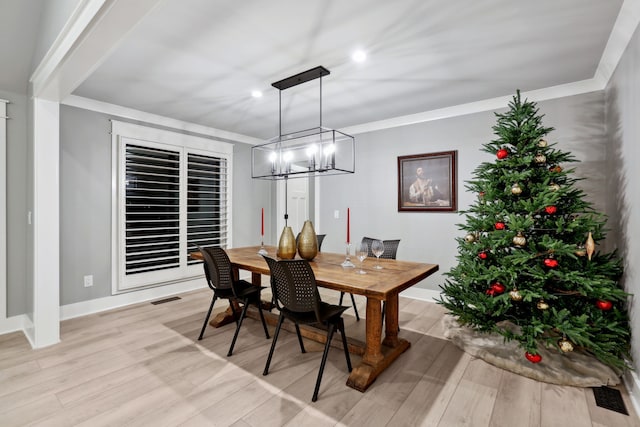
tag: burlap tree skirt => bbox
[442,315,622,387]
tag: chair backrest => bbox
[263,256,321,320]
[361,237,400,259]
[198,246,234,291]
[262,255,280,307]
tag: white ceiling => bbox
[1,0,627,140]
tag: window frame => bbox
[111,121,233,294]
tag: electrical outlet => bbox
[334,210,340,219]
[83,275,93,287]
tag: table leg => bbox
[209,302,241,327]
[346,294,411,392]
[251,272,261,285]
[362,298,384,365]
[382,293,399,347]
[209,271,263,328]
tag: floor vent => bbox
[592,386,628,415]
[151,296,182,305]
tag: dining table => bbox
[191,245,439,392]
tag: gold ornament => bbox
[558,338,574,353]
[512,231,527,247]
[511,183,523,195]
[534,152,547,164]
[585,232,595,261]
[574,244,586,257]
[464,233,476,243]
[549,182,560,192]
[538,139,548,148]
[537,300,549,310]
[509,289,523,301]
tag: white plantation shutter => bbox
[186,152,228,263]
[125,144,181,275]
[112,121,232,293]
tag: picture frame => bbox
[397,150,457,212]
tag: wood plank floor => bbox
[1,286,638,427]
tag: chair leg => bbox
[349,293,360,321]
[338,318,352,372]
[256,301,270,339]
[198,295,217,340]
[227,299,250,356]
[294,323,306,353]
[263,313,284,376]
[229,300,239,325]
[339,291,345,305]
[312,323,336,402]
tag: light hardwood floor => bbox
[1,287,638,427]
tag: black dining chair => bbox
[262,256,352,402]
[197,246,270,356]
[339,237,400,324]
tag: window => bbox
[111,121,232,293]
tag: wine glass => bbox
[371,239,384,269]
[356,242,368,274]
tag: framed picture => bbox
[398,150,457,212]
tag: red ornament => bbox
[525,352,542,363]
[486,289,496,296]
[544,258,559,268]
[550,165,563,173]
[491,282,506,294]
[596,299,613,311]
[494,222,506,230]
[545,206,557,215]
[496,148,509,159]
[478,251,488,260]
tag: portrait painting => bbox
[398,150,457,212]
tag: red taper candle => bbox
[261,208,264,236]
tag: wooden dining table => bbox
[191,245,439,392]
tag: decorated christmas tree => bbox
[438,91,631,370]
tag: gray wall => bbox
[1,90,29,317]
[605,23,640,372]
[59,105,272,306]
[319,92,608,291]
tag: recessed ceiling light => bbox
[352,49,367,63]
[251,90,263,98]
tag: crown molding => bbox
[594,0,640,86]
[63,95,262,145]
[343,79,602,136]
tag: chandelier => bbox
[251,66,355,180]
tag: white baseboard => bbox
[60,278,206,320]
[0,314,27,336]
[401,287,442,303]
[623,368,640,418]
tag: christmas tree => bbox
[438,91,631,370]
